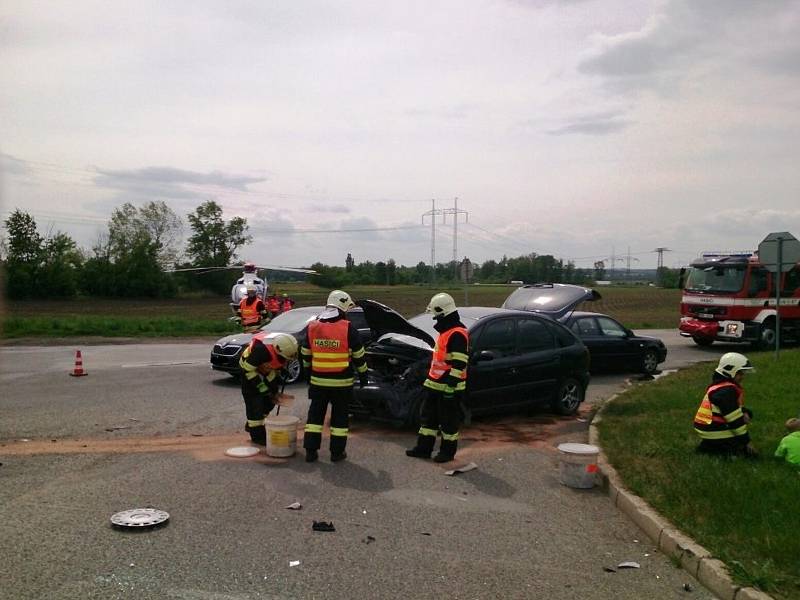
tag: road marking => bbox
[121,361,205,368]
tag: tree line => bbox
[1,199,675,300]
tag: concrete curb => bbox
[589,393,774,600]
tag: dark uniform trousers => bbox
[302,385,351,455]
[241,377,275,443]
[415,388,462,457]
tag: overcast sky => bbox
[2,0,799,272]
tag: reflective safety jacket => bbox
[424,326,469,394]
[282,298,294,312]
[693,377,749,442]
[239,333,286,395]
[239,297,264,327]
[301,316,367,388]
[267,296,281,314]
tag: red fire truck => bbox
[679,252,800,347]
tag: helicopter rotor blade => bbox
[254,265,317,274]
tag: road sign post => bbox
[758,232,800,358]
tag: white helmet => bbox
[272,333,298,360]
[715,352,754,378]
[245,283,257,296]
[426,292,457,319]
[326,290,355,312]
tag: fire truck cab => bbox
[679,252,800,347]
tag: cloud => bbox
[307,203,351,215]
[577,0,799,92]
[95,166,265,191]
[0,152,31,175]
[547,110,632,135]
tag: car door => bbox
[467,317,519,413]
[515,316,560,403]
[595,315,638,367]
[569,316,612,370]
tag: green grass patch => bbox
[597,351,800,599]
[2,316,240,338]
[3,284,682,337]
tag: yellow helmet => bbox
[272,333,298,360]
[326,290,355,311]
[426,292,457,319]
[715,352,753,378]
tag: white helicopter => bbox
[169,262,316,313]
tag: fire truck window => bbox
[748,268,769,296]
[783,268,800,294]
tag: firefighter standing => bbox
[300,290,368,463]
[266,293,281,318]
[406,293,469,463]
[239,332,299,445]
[237,284,268,332]
[281,293,296,313]
[693,352,756,456]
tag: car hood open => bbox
[356,299,436,348]
[501,283,601,319]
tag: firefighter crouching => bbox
[239,332,299,445]
[237,283,268,332]
[406,292,469,463]
[300,290,368,463]
[693,352,756,457]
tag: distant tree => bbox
[386,258,397,285]
[5,209,42,263]
[108,201,181,267]
[375,261,387,285]
[345,253,355,272]
[593,260,606,281]
[186,200,250,267]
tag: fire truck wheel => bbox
[692,335,714,347]
[756,320,777,350]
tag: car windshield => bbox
[260,309,319,331]
[684,266,746,293]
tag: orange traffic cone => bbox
[69,349,88,377]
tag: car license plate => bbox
[697,313,714,319]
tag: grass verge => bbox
[597,350,800,599]
[3,316,240,338]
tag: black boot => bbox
[305,449,318,463]
[433,439,457,463]
[331,451,347,462]
[406,434,435,459]
[249,425,266,446]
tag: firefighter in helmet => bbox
[406,292,469,463]
[239,332,298,445]
[300,290,368,463]
[237,283,267,332]
[693,352,756,456]
[266,293,281,318]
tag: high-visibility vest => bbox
[426,327,469,390]
[693,382,741,425]
[282,298,294,312]
[240,333,286,383]
[307,319,351,386]
[239,298,262,326]
[267,296,281,313]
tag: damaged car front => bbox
[351,299,590,427]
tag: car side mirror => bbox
[625,328,634,337]
[473,350,496,363]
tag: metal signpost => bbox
[757,231,800,358]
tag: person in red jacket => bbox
[281,293,296,313]
[266,293,281,317]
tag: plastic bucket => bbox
[265,415,299,458]
[557,443,599,489]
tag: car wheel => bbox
[640,349,659,374]
[755,319,776,350]
[283,358,302,384]
[551,377,584,415]
[692,335,714,347]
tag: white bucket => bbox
[557,443,599,489]
[265,415,299,458]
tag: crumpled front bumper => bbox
[679,318,720,339]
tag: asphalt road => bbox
[0,331,732,600]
